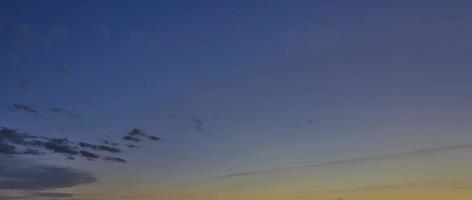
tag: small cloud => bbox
[128,129,146,137]
[7,103,38,114]
[121,128,161,143]
[192,118,204,126]
[103,156,126,163]
[167,113,177,119]
[125,144,139,148]
[54,64,68,75]
[102,140,119,146]
[122,135,140,142]
[78,142,121,153]
[49,107,81,119]
[148,135,160,141]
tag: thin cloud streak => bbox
[296,182,472,195]
[214,142,472,180]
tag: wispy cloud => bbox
[7,103,38,114]
[214,142,472,180]
[49,107,81,119]
[296,182,472,195]
[121,128,161,143]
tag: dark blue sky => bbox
[1,1,472,200]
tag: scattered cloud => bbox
[0,127,125,162]
[121,128,161,143]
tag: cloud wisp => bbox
[7,103,38,114]
[296,182,472,195]
[49,107,81,119]
[214,142,472,180]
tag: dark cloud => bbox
[0,142,17,155]
[35,192,75,198]
[78,142,121,153]
[43,138,78,156]
[125,144,139,148]
[0,127,126,163]
[167,113,177,119]
[103,156,126,163]
[128,129,146,137]
[191,118,207,131]
[121,128,161,143]
[102,140,119,146]
[147,135,160,141]
[214,142,472,180]
[21,148,44,155]
[7,103,38,114]
[0,158,96,190]
[192,118,204,126]
[79,151,99,161]
[122,135,140,142]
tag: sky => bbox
[1,0,472,199]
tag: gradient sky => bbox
[1,1,472,200]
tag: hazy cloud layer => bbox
[0,158,96,190]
